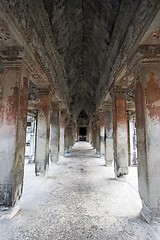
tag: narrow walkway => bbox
[0,142,159,240]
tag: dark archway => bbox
[77,110,89,141]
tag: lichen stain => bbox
[145,72,160,122]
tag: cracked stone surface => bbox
[0,142,159,240]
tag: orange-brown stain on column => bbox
[116,98,127,126]
[6,83,19,125]
[113,97,127,148]
[38,95,50,117]
[99,112,105,128]
[145,72,160,122]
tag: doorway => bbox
[79,127,87,141]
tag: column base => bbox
[141,201,160,224]
[141,201,160,237]
[105,160,113,167]
[59,153,64,157]
[96,151,100,158]
[100,154,105,159]
[50,153,59,163]
[35,164,46,176]
[115,166,128,177]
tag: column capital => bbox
[138,44,160,59]
[103,101,113,110]
[38,87,51,96]
[0,46,24,67]
[110,86,128,98]
[99,111,105,124]
[99,109,104,114]
[60,109,70,127]
[51,101,59,110]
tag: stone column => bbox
[72,120,78,143]
[35,89,51,176]
[28,116,36,164]
[96,119,100,154]
[68,123,74,150]
[99,111,105,157]
[88,121,93,145]
[105,104,114,167]
[64,123,70,153]
[135,59,160,224]
[86,125,89,142]
[50,105,60,163]
[0,48,29,206]
[91,121,96,150]
[112,87,129,177]
[59,110,66,156]
[128,116,137,166]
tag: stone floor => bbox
[0,142,159,240]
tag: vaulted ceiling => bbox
[1,0,159,120]
[44,0,120,117]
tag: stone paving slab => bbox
[0,142,159,240]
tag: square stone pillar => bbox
[72,120,78,143]
[91,121,97,150]
[64,125,69,153]
[135,60,160,224]
[68,125,74,148]
[59,110,67,156]
[105,104,114,167]
[112,87,129,177]
[0,48,29,206]
[128,116,137,166]
[50,106,60,163]
[88,121,93,144]
[96,119,100,154]
[35,89,51,176]
[64,119,72,153]
[99,111,106,157]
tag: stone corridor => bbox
[0,142,158,240]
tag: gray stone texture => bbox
[0,142,158,240]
